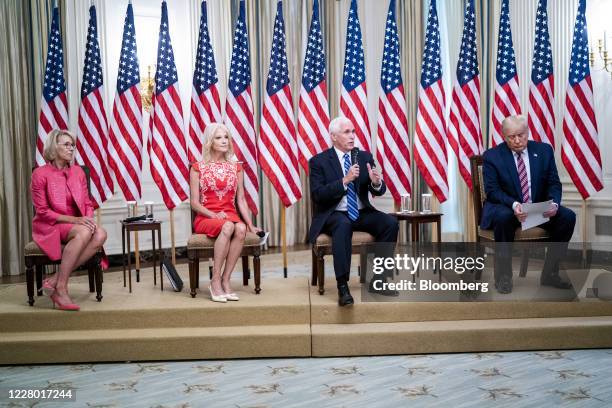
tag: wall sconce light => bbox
[140,64,156,112]
[589,32,612,79]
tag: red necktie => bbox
[516,152,530,203]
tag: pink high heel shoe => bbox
[50,293,80,311]
[41,279,56,296]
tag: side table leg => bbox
[158,228,163,291]
[152,229,157,286]
[122,224,126,288]
[127,228,132,293]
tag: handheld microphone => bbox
[350,147,359,165]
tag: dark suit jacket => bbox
[480,140,561,230]
[308,147,386,243]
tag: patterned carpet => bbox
[1,349,612,407]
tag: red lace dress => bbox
[193,161,243,237]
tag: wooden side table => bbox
[391,212,443,279]
[390,212,443,242]
[121,220,163,293]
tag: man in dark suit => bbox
[309,117,399,306]
[481,115,575,294]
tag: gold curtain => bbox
[0,0,45,275]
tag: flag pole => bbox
[582,199,587,265]
[95,208,101,226]
[170,208,176,265]
[281,205,287,278]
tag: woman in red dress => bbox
[190,123,260,302]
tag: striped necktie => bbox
[343,153,359,221]
[516,152,530,203]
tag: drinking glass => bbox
[421,194,432,213]
[127,201,137,217]
[144,201,154,220]
[400,194,412,213]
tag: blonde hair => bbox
[201,123,235,163]
[43,129,76,162]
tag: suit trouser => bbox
[323,209,399,288]
[492,205,576,282]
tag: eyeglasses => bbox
[59,142,76,149]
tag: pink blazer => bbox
[31,164,94,261]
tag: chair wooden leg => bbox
[94,254,103,302]
[519,249,530,278]
[242,255,249,286]
[35,265,44,296]
[360,250,367,284]
[189,256,197,298]
[26,263,35,306]
[209,258,213,280]
[317,254,325,295]
[195,260,200,289]
[311,249,318,286]
[254,254,261,294]
[88,263,95,293]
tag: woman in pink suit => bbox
[31,129,107,311]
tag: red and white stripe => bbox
[259,87,302,207]
[340,84,371,152]
[37,95,68,166]
[148,84,190,210]
[297,83,330,172]
[76,89,114,207]
[448,78,483,190]
[188,85,221,163]
[491,76,521,147]
[528,77,555,148]
[225,88,258,215]
[377,85,411,203]
[561,76,603,199]
[415,80,448,202]
[108,82,143,202]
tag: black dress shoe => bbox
[541,276,573,290]
[495,278,513,294]
[338,284,354,306]
[368,280,399,296]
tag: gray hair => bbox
[43,129,76,162]
[501,115,528,136]
[328,116,352,136]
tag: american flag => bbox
[528,0,555,148]
[561,0,603,199]
[340,0,371,151]
[75,5,114,208]
[297,0,330,173]
[148,1,189,210]
[491,0,521,147]
[225,0,258,215]
[414,0,448,203]
[447,0,483,190]
[36,6,68,166]
[188,0,221,164]
[376,0,411,204]
[258,0,302,207]
[108,3,143,202]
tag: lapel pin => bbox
[533,153,538,157]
